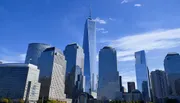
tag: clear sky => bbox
[1,0,180,90]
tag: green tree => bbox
[166,98,178,103]
[0,98,9,103]
[18,99,24,103]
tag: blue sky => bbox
[1,0,180,90]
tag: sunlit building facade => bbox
[83,15,96,93]
[38,47,66,100]
[135,50,150,101]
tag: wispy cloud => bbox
[0,48,26,63]
[94,17,107,24]
[96,28,108,34]
[109,18,116,21]
[134,4,142,7]
[100,28,180,62]
[121,0,129,4]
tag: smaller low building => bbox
[0,63,40,102]
[122,89,143,102]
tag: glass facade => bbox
[98,46,120,100]
[25,43,51,65]
[38,47,66,100]
[164,52,180,95]
[0,63,40,101]
[83,17,96,93]
[64,43,84,75]
[135,50,150,101]
[128,82,135,93]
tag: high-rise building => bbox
[164,52,180,95]
[119,76,123,92]
[64,43,84,99]
[151,70,169,102]
[64,43,84,75]
[135,50,150,101]
[25,43,51,65]
[128,82,135,93]
[0,63,40,102]
[83,13,96,93]
[98,46,120,100]
[38,47,66,100]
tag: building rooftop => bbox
[0,63,38,69]
[29,43,51,46]
[166,52,179,56]
[131,89,141,94]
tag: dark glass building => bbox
[164,52,180,95]
[98,46,120,100]
[25,43,51,65]
[83,15,96,93]
[127,82,135,93]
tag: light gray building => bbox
[0,63,40,102]
[38,47,66,100]
[98,46,120,100]
[25,43,51,65]
[164,52,180,95]
[135,50,150,101]
[151,70,169,102]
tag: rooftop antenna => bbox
[89,5,92,19]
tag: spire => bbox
[89,6,92,19]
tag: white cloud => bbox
[96,28,108,34]
[94,17,107,24]
[100,28,180,62]
[121,0,128,4]
[102,31,108,34]
[109,18,116,21]
[134,4,142,7]
[0,48,26,63]
[96,28,105,31]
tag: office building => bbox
[64,43,85,98]
[123,90,142,102]
[127,82,135,93]
[98,46,120,100]
[119,76,123,92]
[64,43,84,75]
[38,47,66,100]
[164,52,180,95]
[65,66,84,100]
[142,81,149,101]
[135,50,150,101]
[25,43,51,65]
[151,70,169,102]
[0,63,40,102]
[83,13,97,93]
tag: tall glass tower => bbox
[98,46,120,100]
[83,14,96,93]
[135,50,150,101]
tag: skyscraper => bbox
[83,13,96,93]
[127,82,135,93]
[119,76,123,92]
[25,43,51,65]
[135,50,150,101]
[64,43,84,75]
[98,46,120,100]
[38,47,66,100]
[0,63,40,102]
[64,43,84,99]
[164,52,180,95]
[151,70,169,102]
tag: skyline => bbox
[1,0,180,89]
